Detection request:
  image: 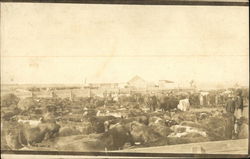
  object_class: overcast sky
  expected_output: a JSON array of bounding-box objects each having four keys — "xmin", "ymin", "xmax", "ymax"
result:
[{"xmin": 1, "ymin": 3, "xmax": 249, "ymax": 86}]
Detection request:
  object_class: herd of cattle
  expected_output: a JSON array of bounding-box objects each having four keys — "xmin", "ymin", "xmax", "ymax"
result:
[{"xmin": 1, "ymin": 88, "xmax": 249, "ymax": 151}]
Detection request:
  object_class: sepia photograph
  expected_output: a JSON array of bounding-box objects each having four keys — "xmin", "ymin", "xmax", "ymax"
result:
[{"xmin": 0, "ymin": 1, "xmax": 249, "ymax": 158}]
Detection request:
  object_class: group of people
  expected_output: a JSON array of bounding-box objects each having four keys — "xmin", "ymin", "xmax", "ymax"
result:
[{"xmin": 225, "ymin": 89, "xmax": 244, "ymax": 139}]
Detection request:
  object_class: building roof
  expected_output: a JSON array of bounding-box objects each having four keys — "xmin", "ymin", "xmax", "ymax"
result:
[
  {"xmin": 159, "ymin": 80, "xmax": 174, "ymax": 83},
  {"xmin": 127, "ymin": 75, "xmax": 145, "ymax": 84}
]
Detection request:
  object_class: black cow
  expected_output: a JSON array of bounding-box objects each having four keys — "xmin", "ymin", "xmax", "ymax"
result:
[
  {"xmin": 88, "ymin": 116, "xmax": 118, "ymax": 133},
  {"xmin": 17, "ymin": 120, "xmax": 60, "ymax": 147},
  {"xmin": 100, "ymin": 123, "xmax": 134, "ymax": 150},
  {"xmin": 158, "ymin": 95, "xmax": 179, "ymax": 113}
]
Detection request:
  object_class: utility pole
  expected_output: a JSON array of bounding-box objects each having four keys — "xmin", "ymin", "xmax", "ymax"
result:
[
  {"xmin": 82, "ymin": 77, "xmax": 87, "ymax": 89},
  {"xmin": 89, "ymin": 85, "xmax": 91, "ymax": 98}
]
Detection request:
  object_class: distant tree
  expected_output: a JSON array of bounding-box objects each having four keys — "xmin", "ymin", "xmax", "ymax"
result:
[
  {"xmin": 189, "ymin": 80, "xmax": 196, "ymax": 89},
  {"xmin": 233, "ymin": 82, "xmax": 240, "ymax": 88},
  {"xmin": 1, "ymin": 93, "xmax": 20, "ymax": 107},
  {"xmin": 28, "ymin": 87, "xmax": 40, "ymax": 92}
]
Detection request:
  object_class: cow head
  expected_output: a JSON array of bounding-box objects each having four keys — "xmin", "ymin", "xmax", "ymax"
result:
[{"xmin": 104, "ymin": 120, "xmax": 110, "ymax": 132}]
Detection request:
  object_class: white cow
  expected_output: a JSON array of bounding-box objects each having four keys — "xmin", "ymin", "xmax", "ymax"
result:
[
  {"xmin": 169, "ymin": 125, "xmax": 207, "ymax": 138},
  {"xmin": 177, "ymin": 99, "xmax": 190, "ymax": 111},
  {"xmin": 18, "ymin": 117, "xmax": 43, "ymax": 128}
]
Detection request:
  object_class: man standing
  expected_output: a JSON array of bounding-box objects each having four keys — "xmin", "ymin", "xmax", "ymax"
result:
[
  {"xmin": 235, "ymin": 89, "xmax": 244, "ymax": 117},
  {"xmin": 233, "ymin": 89, "xmax": 244, "ymax": 138},
  {"xmin": 225, "ymin": 94, "xmax": 235, "ymax": 114},
  {"xmin": 224, "ymin": 94, "xmax": 236, "ymax": 139},
  {"xmin": 150, "ymin": 93, "xmax": 157, "ymax": 112}
]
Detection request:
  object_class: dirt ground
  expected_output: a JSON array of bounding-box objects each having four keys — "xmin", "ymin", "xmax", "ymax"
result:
[{"xmin": 117, "ymin": 139, "xmax": 248, "ymax": 154}]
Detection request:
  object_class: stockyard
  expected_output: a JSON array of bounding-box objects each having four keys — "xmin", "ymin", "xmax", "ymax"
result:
[{"xmin": 1, "ymin": 77, "xmax": 249, "ymax": 154}]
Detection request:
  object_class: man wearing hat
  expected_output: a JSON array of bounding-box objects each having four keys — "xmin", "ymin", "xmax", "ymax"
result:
[
  {"xmin": 234, "ymin": 89, "xmax": 244, "ymax": 119},
  {"xmin": 232, "ymin": 89, "xmax": 244, "ymax": 139},
  {"xmin": 225, "ymin": 94, "xmax": 235, "ymax": 115},
  {"xmin": 224, "ymin": 93, "xmax": 237, "ymax": 139}
]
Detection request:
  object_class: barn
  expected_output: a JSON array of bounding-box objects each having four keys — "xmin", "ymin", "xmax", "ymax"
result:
[{"xmin": 127, "ymin": 75, "xmax": 147, "ymax": 89}]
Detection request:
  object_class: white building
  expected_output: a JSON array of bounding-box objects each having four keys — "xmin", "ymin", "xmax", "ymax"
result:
[
  {"xmin": 158, "ymin": 80, "xmax": 177, "ymax": 89},
  {"xmin": 127, "ymin": 75, "xmax": 147, "ymax": 89}
]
